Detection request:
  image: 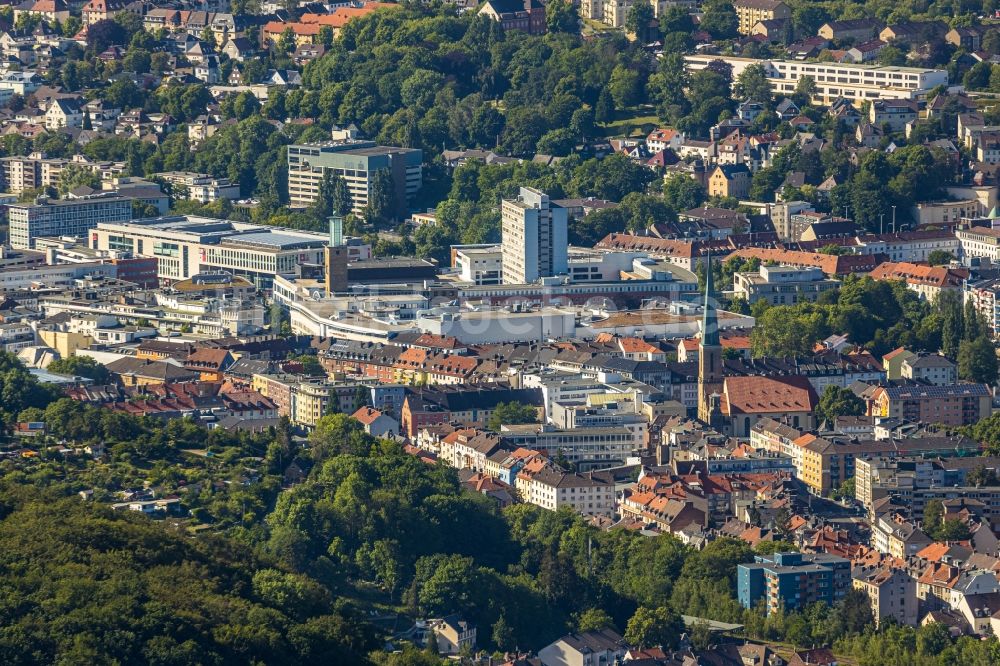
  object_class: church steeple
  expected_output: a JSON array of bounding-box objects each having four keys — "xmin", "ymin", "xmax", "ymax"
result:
[
  {"xmin": 698, "ymin": 250, "xmax": 724, "ymax": 424},
  {"xmin": 702, "ymin": 250, "xmax": 719, "ymax": 347}
]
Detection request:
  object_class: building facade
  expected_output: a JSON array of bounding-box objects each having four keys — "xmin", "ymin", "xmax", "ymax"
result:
[
  {"xmin": 685, "ymin": 55, "xmax": 948, "ymax": 104},
  {"xmin": 91, "ymin": 216, "xmax": 330, "ymax": 287},
  {"xmin": 286, "ymin": 140, "xmax": 422, "ymax": 213},
  {"xmin": 500, "ymin": 187, "xmax": 568, "ymax": 285},
  {"xmin": 738, "ymin": 552, "xmax": 851, "ymax": 614},
  {"xmin": 8, "ymin": 195, "xmax": 133, "ymax": 249}
]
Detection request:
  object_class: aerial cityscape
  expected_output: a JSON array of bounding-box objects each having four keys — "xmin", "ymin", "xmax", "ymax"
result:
[{"xmin": 3, "ymin": 0, "xmax": 1000, "ymax": 663}]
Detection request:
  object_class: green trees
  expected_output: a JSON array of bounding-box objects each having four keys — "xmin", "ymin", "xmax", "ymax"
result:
[
  {"xmin": 699, "ymin": 0, "xmax": 738, "ymax": 38},
  {"xmin": 576, "ymin": 608, "xmax": 615, "ymax": 633},
  {"xmin": 46, "ymin": 356, "xmax": 111, "ymax": 383},
  {"xmin": 958, "ymin": 335, "xmax": 998, "ymax": 384},
  {"xmin": 967, "ymin": 464, "xmax": 999, "ymax": 487},
  {"xmin": 734, "ymin": 64, "xmax": 772, "ymax": 104},
  {"xmin": 683, "ymin": 67, "xmax": 733, "ymax": 135},
  {"xmin": 624, "ymin": 606, "xmax": 684, "ymax": 649},
  {"xmin": 55, "ymin": 163, "xmax": 101, "ymax": 194},
  {"xmin": 662, "ymin": 174, "xmax": 705, "ymax": 211},
  {"xmin": 961, "ymin": 413, "xmax": 1000, "ymax": 454},
  {"xmin": 608, "ymin": 65, "xmax": 644, "ymax": 110},
  {"xmin": 816, "ymin": 386, "xmax": 866, "ymax": 424},
  {"xmin": 922, "ymin": 499, "xmax": 972, "ymax": 541},
  {"xmin": 486, "ymin": 402, "xmax": 538, "ymax": 431},
  {"xmin": 0, "ymin": 494, "xmax": 378, "ymax": 665},
  {"xmin": 546, "ymin": 0, "xmax": 578, "ymax": 33},
  {"xmin": 365, "ymin": 168, "xmax": 397, "ymax": 226},
  {"xmin": 0, "ymin": 352, "xmax": 59, "ymax": 427},
  {"xmin": 749, "ymin": 276, "xmax": 945, "ymax": 358},
  {"xmin": 927, "ymin": 250, "xmax": 955, "ymax": 266},
  {"xmin": 309, "ymin": 170, "xmax": 352, "ymax": 224},
  {"xmin": 86, "ymin": 18, "xmax": 127, "ymax": 53},
  {"xmin": 625, "ymin": 0, "xmax": 654, "ymax": 39}
]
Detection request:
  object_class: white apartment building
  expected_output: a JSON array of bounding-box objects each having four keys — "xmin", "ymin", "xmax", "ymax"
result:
[
  {"xmin": 684, "ymin": 55, "xmax": 948, "ymax": 104},
  {"xmin": 453, "ymin": 244, "xmax": 502, "ymax": 285},
  {"xmin": 156, "ymin": 171, "xmax": 242, "ymax": 203},
  {"xmin": 0, "ymin": 321, "xmax": 34, "ymax": 352},
  {"xmin": 501, "ymin": 187, "xmax": 568, "ymax": 285},
  {"xmin": 910, "ymin": 200, "xmax": 978, "ymax": 226},
  {"xmin": 0, "ymin": 260, "xmax": 118, "ymax": 291},
  {"xmin": 8, "ymin": 196, "xmax": 134, "ymax": 250},
  {"xmin": 0, "ymin": 71, "xmax": 40, "ymax": 96},
  {"xmin": 853, "ymin": 231, "xmax": 960, "ymax": 263},
  {"xmin": 500, "ymin": 423, "xmax": 638, "ymax": 470},
  {"xmin": 732, "ymin": 264, "xmax": 839, "ymax": 306},
  {"xmin": 957, "ymin": 226, "xmax": 1000, "ymax": 262},
  {"xmin": 965, "ymin": 277, "xmax": 1000, "ymax": 338},
  {"xmin": 516, "ymin": 466, "xmax": 615, "ymax": 517},
  {"xmin": 286, "ymin": 141, "xmax": 422, "ymax": 212},
  {"xmin": 91, "ymin": 216, "xmax": 330, "ymax": 288}
]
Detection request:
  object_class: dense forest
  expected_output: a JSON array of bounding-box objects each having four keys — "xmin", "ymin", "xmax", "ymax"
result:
[
  {"xmin": 0, "ymin": 1, "xmax": 983, "ymax": 242},
  {"xmin": 0, "ymin": 351, "xmax": 997, "ymax": 663}
]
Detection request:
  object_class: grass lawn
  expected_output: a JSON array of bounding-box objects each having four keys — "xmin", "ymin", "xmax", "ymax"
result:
[
  {"xmin": 598, "ymin": 111, "xmax": 663, "ymax": 138},
  {"xmin": 581, "ymin": 17, "xmax": 616, "ymax": 35}
]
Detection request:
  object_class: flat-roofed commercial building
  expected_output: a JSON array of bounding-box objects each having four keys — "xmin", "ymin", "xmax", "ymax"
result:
[
  {"xmin": 91, "ymin": 216, "xmax": 331, "ymax": 288},
  {"xmin": 286, "ymin": 140, "xmax": 422, "ymax": 213},
  {"xmin": 684, "ymin": 55, "xmax": 948, "ymax": 104},
  {"xmin": 9, "ymin": 195, "xmax": 133, "ymax": 249}
]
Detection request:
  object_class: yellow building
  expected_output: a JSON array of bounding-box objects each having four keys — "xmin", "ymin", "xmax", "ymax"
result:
[
  {"xmin": 733, "ymin": 0, "xmax": 791, "ymax": 35},
  {"xmin": 707, "ymin": 165, "xmax": 751, "ymax": 200},
  {"xmin": 37, "ymin": 329, "xmax": 91, "ymax": 360}
]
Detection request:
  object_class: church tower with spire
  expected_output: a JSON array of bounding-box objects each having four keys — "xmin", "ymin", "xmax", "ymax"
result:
[{"xmin": 697, "ymin": 251, "xmax": 724, "ymax": 423}]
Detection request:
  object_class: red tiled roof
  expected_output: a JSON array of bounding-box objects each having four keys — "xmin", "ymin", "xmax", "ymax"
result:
[
  {"xmin": 352, "ymin": 406, "xmax": 384, "ymax": 426},
  {"xmin": 723, "ymin": 376, "xmax": 819, "ymax": 415}
]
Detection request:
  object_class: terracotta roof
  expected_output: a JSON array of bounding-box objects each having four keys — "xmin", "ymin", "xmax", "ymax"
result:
[
  {"xmin": 882, "ymin": 346, "xmax": 911, "ymax": 361},
  {"xmin": 727, "ymin": 247, "xmax": 882, "ymax": 276},
  {"xmin": 870, "ymin": 261, "xmax": 967, "ymax": 289},
  {"xmin": 352, "ymin": 406, "xmax": 385, "ymax": 426},
  {"xmin": 619, "ymin": 337, "xmax": 658, "ymax": 353},
  {"xmin": 722, "ymin": 375, "xmax": 819, "ymax": 415},
  {"xmin": 185, "ymin": 348, "xmax": 232, "ymax": 370}
]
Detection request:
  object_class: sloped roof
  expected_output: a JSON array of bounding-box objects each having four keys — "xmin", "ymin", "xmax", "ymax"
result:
[{"xmin": 723, "ymin": 375, "xmax": 818, "ymax": 415}]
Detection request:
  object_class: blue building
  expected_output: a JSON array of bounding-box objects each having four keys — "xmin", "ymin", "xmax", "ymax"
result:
[{"xmin": 737, "ymin": 552, "xmax": 851, "ymax": 614}]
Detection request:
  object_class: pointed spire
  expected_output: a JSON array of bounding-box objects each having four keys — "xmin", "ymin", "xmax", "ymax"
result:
[{"xmin": 702, "ymin": 249, "xmax": 719, "ymax": 347}]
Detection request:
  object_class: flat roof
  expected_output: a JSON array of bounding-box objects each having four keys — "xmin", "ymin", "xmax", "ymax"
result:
[
  {"xmin": 99, "ymin": 215, "xmax": 328, "ymax": 248},
  {"xmin": 10, "ymin": 196, "xmax": 131, "ymax": 208}
]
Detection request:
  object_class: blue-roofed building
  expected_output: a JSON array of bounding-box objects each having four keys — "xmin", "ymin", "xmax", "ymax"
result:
[{"xmin": 738, "ymin": 551, "xmax": 851, "ymax": 614}]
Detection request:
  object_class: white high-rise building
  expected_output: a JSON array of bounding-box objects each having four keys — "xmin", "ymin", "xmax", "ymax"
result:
[{"xmin": 501, "ymin": 187, "xmax": 568, "ymax": 285}]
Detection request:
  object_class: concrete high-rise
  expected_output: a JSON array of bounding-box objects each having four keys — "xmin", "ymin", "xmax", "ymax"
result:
[
  {"xmin": 286, "ymin": 141, "xmax": 423, "ymax": 214},
  {"xmin": 501, "ymin": 187, "xmax": 567, "ymax": 285}
]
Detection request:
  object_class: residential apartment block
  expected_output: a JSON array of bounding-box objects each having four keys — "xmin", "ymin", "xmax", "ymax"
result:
[
  {"xmin": 738, "ymin": 552, "xmax": 851, "ymax": 614},
  {"xmin": 286, "ymin": 140, "xmax": 422, "ymax": 213},
  {"xmin": 156, "ymin": 171, "xmax": 241, "ymax": 203},
  {"xmin": 853, "ymin": 566, "xmax": 918, "ymax": 627},
  {"xmin": 501, "ymin": 187, "xmax": 568, "ymax": 285},
  {"xmin": 732, "ymin": 264, "xmax": 839, "ymax": 306},
  {"xmin": 515, "ymin": 463, "xmax": 615, "ymax": 517},
  {"xmin": 732, "ymin": 0, "xmax": 790, "ymax": 35},
  {"xmin": 9, "ymin": 195, "xmax": 133, "ymax": 249},
  {"xmin": 500, "ymin": 423, "xmax": 639, "ymax": 470},
  {"xmin": 868, "ymin": 383, "xmax": 992, "ymax": 426}
]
